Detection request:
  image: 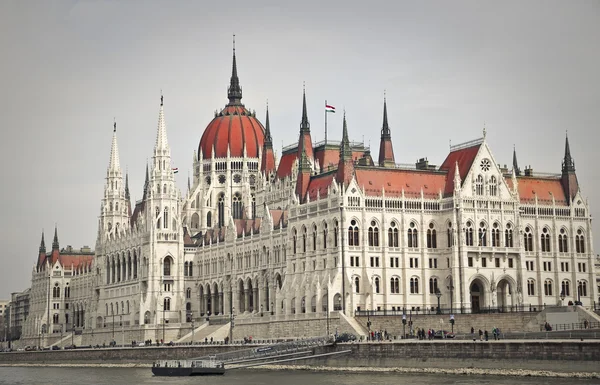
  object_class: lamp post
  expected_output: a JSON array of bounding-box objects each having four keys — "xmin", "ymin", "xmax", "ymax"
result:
[
  {"xmin": 229, "ymin": 306, "xmax": 235, "ymax": 344},
  {"xmin": 435, "ymin": 289, "xmax": 442, "ymax": 315},
  {"xmin": 447, "ymin": 276, "xmax": 454, "ymax": 315},
  {"xmin": 162, "ymin": 305, "xmax": 166, "ymax": 344},
  {"xmin": 260, "ymin": 304, "xmax": 263, "ymax": 317},
  {"xmin": 120, "ymin": 315, "xmax": 124, "ymax": 348},
  {"xmin": 450, "ymin": 314, "xmax": 455, "ymax": 333},
  {"xmin": 72, "ymin": 321, "xmax": 75, "ymax": 347},
  {"xmin": 577, "ymin": 281, "xmax": 582, "ymax": 305},
  {"xmin": 190, "ymin": 312, "xmax": 195, "ymax": 345},
  {"xmin": 111, "ymin": 309, "xmax": 115, "ymax": 342},
  {"xmin": 270, "ymin": 302, "xmax": 274, "ymax": 316},
  {"xmin": 402, "ymin": 313, "xmax": 406, "ymax": 339},
  {"xmin": 326, "ymin": 296, "xmax": 330, "ymax": 337},
  {"xmin": 560, "ymin": 290, "xmax": 565, "ymax": 306}
]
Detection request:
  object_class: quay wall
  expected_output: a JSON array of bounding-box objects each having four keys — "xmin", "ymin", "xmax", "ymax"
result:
[{"xmin": 2, "ymin": 340, "xmax": 600, "ymax": 372}]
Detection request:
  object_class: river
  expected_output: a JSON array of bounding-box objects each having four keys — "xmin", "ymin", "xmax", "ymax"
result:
[{"xmin": 0, "ymin": 367, "xmax": 599, "ymax": 385}]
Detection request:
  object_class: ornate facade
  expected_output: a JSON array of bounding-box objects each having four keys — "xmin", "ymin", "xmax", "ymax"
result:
[{"xmin": 23, "ymin": 46, "xmax": 597, "ymax": 339}]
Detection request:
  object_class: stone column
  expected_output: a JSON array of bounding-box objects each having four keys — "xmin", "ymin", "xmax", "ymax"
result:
[
  {"xmin": 259, "ymin": 285, "xmax": 266, "ymax": 314},
  {"xmin": 224, "ymin": 287, "xmax": 231, "ymax": 315},
  {"xmin": 211, "ymin": 292, "xmax": 217, "ymax": 315},
  {"xmin": 244, "ymin": 289, "xmax": 250, "ymax": 313},
  {"xmin": 219, "ymin": 292, "xmax": 224, "ymax": 315},
  {"xmin": 232, "ymin": 286, "xmax": 239, "ymax": 314},
  {"xmin": 253, "ymin": 287, "xmax": 259, "ymax": 313},
  {"xmin": 203, "ymin": 294, "xmax": 209, "ymax": 316}
]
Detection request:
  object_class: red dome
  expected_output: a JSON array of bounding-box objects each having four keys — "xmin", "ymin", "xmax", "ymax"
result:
[{"xmin": 199, "ymin": 105, "xmax": 265, "ymax": 160}]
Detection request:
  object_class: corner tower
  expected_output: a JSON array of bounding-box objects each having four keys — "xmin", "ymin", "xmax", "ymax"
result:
[{"xmin": 378, "ymin": 95, "xmax": 395, "ymax": 167}]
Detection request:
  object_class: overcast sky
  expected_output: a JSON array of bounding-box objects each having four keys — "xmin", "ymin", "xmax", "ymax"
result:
[{"xmin": 1, "ymin": 0, "xmax": 599, "ymax": 299}]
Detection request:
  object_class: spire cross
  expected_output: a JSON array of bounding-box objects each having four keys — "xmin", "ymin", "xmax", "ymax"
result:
[
  {"xmin": 233, "ymin": 34, "xmax": 236, "ymax": 53},
  {"xmin": 113, "ymin": 118, "xmax": 116, "ymax": 132},
  {"xmin": 161, "ymin": 90, "xmax": 163, "ymax": 106}
]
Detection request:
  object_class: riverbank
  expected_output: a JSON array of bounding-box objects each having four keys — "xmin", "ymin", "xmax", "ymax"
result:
[{"xmin": 1, "ymin": 362, "xmax": 599, "ymax": 379}]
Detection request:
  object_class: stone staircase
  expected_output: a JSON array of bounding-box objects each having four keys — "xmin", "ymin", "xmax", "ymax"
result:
[
  {"xmin": 175, "ymin": 322, "xmax": 209, "ymax": 343},
  {"xmin": 339, "ymin": 311, "xmax": 367, "ymax": 337}
]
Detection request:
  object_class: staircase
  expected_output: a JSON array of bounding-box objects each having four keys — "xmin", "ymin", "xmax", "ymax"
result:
[
  {"xmin": 176, "ymin": 322, "xmax": 209, "ymax": 343},
  {"xmin": 339, "ymin": 312, "xmax": 367, "ymax": 337}
]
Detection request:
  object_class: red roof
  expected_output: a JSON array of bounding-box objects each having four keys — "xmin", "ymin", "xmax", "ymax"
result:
[
  {"xmin": 355, "ymin": 168, "xmax": 447, "ymax": 198},
  {"xmin": 506, "ymin": 176, "xmax": 568, "ymax": 206},
  {"xmin": 314, "ymin": 147, "xmax": 339, "ymax": 172},
  {"xmin": 234, "ymin": 218, "xmax": 262, "ymax": 237},
  {"xmin": 439, "ymin": 144, "xmax": 481, "ymax": 196},
  {"xmin": 58, "ymin": 254, "xmax": 94, "ymax": 270},
  {"xmin": 269, "ymin": 209, "xmax": 288, "ymax": 229},
  {"xmin": 276, "ymin": 152, "xmax": 297, "ymax": 179},
  {"xmin": 199, "ymin": 105, "xmax": 265, "ymax": 159},
  {"xmin": 306, "ymin": 172, "xmax": 335, "ymax": 201}
]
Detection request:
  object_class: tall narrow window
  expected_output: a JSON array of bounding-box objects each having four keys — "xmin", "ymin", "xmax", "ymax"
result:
[
  {"xmin": 374, "ymin": 277, "xmax": 380, "ymax": 294},
  {"xmin": 505, "ymin": 223, "xmax": 513, "ymax": 247},
  {"xmin": 489, "ymin": 176, "xmax": 497, "ymax": 196},
  {"xmin": 427, "ymin": 223, "xmax": 437, "ymax": 249},
  {"xmin": 349, "ymin": 220, "xmax": 359, "ymax": 246},
  {"xmin": 541, "ymin": 228, "xmax": 551, "ymax": 252},
  {"xmin": 232, "ymin": 193, "xmax": 243, "ymax": 219},
  {"xmin": 478, "ymin": 222, "xmax": 487, "ymax": 246},
  {"xmin": 524, "ymin": 227, "xmax": 533, "ymax": 251},
  {"xmin": 323, "ymin": 223, "xmax": 328, "ymax": 249},
  {"xmin": 293, "ymin": 229, "xmax": 297, "ymax": 255},
  {"xmin": 312, "ymin": 225, "xmax": 317, "ymax": 251},
  {"xmin": 475, "ymin": 175, "xmax": 484, "ymax": 195},
  {"xmin": 544, "ymin": 279, "xmax": 553, "ymax": 296},
  {"xmin": 391, "ymin": 277, "xmax": 400, "ymax": 294},
  {"xmin": 354, "ymin": 277, "xmax": 360, "ymax": 293},
  {"xmin": 410, "ymin": 277, "xmax": 419, "ymax": 294},
  {"xmin": 163, "ymin": 257, "xmax": 172, "ymax": 276},
  {"xmin": 447, "ymin": 222, "xmax": 453, "ymax": 247},
  {"xmin": 408, "ymin": 222, "xmax": 418, "ymax": 248},
  {"xmin": 527, "ymin": 279, "xmax": 535, "ymax": 296},
  {"xmin": 558, "ymin": 228, "xmax": 568, "ymax": 253},
  {"xmin": 218, "ymin": 194, "xmax": 225, "ymax": 227},
  {"xmin": 368, "ymin": 221, "xmax": 379, "ymax": 247},
  {"xmin": 164, "ymin": 297, "xmax": 171, "ymax": 311},
  {"xmin": 164, "ymin": 207, "xmax": 169, "ymax": 229},
  {"xmin": 429, "ymin": 277, "xmax": 438, "ymax": 294},
  {"xmin": 561, "ymin": 280, "xmax": 570, "ymax": 296},
  {"xmin": 388, "ymin": 222, "xmax": 399, "ymax": 247},
  {"xmin": 576, "ymin": 229, "xmax": 585, "ymax": 254},
  {"xmin": 491, "ymin": 223, "xmax": 500, "ymax": 247},
  {"xmin": 465, "ymin": 222, "xmax": 474, "ymax": 246}
]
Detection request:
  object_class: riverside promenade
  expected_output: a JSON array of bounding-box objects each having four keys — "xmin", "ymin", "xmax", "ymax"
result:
[{"xmin": 2, "ymin": 339, "xmax": 600, "ymax": 374}]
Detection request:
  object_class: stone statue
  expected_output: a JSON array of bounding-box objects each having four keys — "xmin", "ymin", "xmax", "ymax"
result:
[{"xmin": 517, "ymin": 290, "xmax": 523, "ymax": 305}]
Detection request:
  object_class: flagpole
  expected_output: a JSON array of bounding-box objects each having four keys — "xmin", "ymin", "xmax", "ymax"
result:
[{"xmin": 325, "ymin": 100, "xmax": 328, "ymax": 144}]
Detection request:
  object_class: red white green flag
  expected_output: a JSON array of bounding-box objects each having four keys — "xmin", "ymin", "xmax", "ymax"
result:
[{"xmin": 325, "ymin": 104, "xmax": 336, "ymax": 113}]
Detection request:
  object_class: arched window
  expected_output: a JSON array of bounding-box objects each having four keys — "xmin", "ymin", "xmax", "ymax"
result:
[
  {"xmin": 374, "ymin": 276, "xmax": 380, "ymax": 294},
  {"xmin": 465, "ymin": 221, "xmax": 474, "ymax": 246},
  {"xmin": 489, "ymin": 176, "xmax": 497, "ymax": 196},
  {"xmin": 407, "ymin": 222, "xmax": 418, "ymax": 248},
  {"xmin": 64, "ymin": 286, "xmax": 70, "ymax": 298},
  {"xmin": 218, "ymin": 193, "xmax": 225, "ymax": 227},
  {"xmin": 354, "ymin": 277, "xmax": 360, "ymax": 293},
  {"xmin": 115, "ymin": 202, "xmax": 119, "ymax": 212},
  {"xmin": 478, "ymin": 222, "xmax": 487, "ymax": 246},
  {"xmin": 186, "ymin": 288, "xmax": 192, "ymax": 299},
  {"xmin": 184, "ymin": 262, "xmax": 189, "ymax": 277},
  {"xmin": 541, "ymin": 228, "xmax": 551, "ymax": 252},
  {"xmin": 505, "ymin": 223, "xmax": 513, "ymax": 247},
  {"xmin": 475, "ymin": 175, "xmax": 484, "ymax": 195},
  {"xmin": 348, "ymin": 220, "xmax": 359, "ymax": 246},
  {"xmin": 576, "ymin": 229, "xmax": 585, "ymax": 254},
  {"xmin": 164, "ymin": 297, "xmax": 171, "ymax": 311},
  {"xmin": 388, "ymin": 221, "xmax": 399, "ymax": 247},
  {"xmin": 368, "ymin": 221, "xmax": 379, "ymax": 247},
  {"xmin": 232, "ymin": 193, "xmax": 243, "ymax": 219},
  {"xmin": 578, "ymin": 280, "xmax": 588, "ymax": 297},
  {"xmin": 544, "ymin": 279, "xmax": 553, "ymax": 296},
  {"xmin": 524, "ymin": 227, "xmax": 533, "ymax": 251},
  {"xmin": 527, "ymin": 279, "xmax": 535, "ymax": 296},
  {"xmin": 429, "ymin": 277, "xmax": 439, "ymax": 294},
  {"xmin": 312, "ymin": 225, "xmax": 317, "ymax": 251},
  {"xmin": 163, "ymin": 184, "xmax": 167, "ymax": 194},
  {"xmin": 447, "ymin": 222, "xmax": 453, "ymax": 247},
  {"xmin": 491, "ymin": 223, "xmax": 500, "ymax": 247},
  {"xmin": 390, "ymin": 277, "xmax": 400, "ymax": 294},
  {"xmin": 53, "ymin": 314, "xmax": 59, "ymax": 324},
  {"xmin": 558, "ymin": 228, "xmax": 568, "ymax": 253},
  {"xmin": 410, "ymin": 277, "xmax": 419, "ymax": 294},
  {"xmin": 206, "ymin": 212, "xmax": 212, "ymax": 228},
  {"xmin": 163, "ymin": 256, "xmax": 172, "ymax": 276},
  {"xmin": 53, "ymin": 284, "xmax": 60, "ymax": 298},
  {"xmin": 561, "ymin": 280, "xmax": 571, "ymax": 296},
  {"xmin": 302, "ymin": 227, "xmax": 307, "ymax": 253},
  {"xmin": 163, "ymin": 207, "xmax": 169, "ymax": 229},
  {"xmin": 127, "ymin": 300, "xmax": 130, "ymax": 314},
  {"xmin": 334, "ymin": 220, "xmax": 339, "ymax": 248},
  {"xmin": 292, "ymin": 228, "xmax": 297, "ymax": 255},
  {"xmin": 251, "ymin": 193, "xmax": 256, "ymax": 219},
  {"xmin": 191, "ymin": 213, "xmax": 200, "ymax": 229},
  {"xmin": 189, "ymin": 261, "xmax": 193, "ymax": 276},
  {"xmin": 323, "ymin": 223, "xmax": 328, "ymax": 249},
  {"xmin": 427, "ymin": 223, "xmax": 437, "ymax": 249}
]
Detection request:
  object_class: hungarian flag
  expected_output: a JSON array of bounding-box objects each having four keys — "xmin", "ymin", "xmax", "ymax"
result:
[
  {"xmin": 325, "ymin": 104, "xmax": 336, "ymax": 113},
  {"xmin": 172, "ymin": 168, "xmax": 179, "ymax": 174}
]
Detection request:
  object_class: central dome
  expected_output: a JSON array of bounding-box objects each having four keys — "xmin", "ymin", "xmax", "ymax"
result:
[
  {"xmin": 198, "ymin": 105, "xmax": 265, "ymax": 159},
  {"xmin": 198, "ymin": 45, "xmax": 265, "ymax": 160}
]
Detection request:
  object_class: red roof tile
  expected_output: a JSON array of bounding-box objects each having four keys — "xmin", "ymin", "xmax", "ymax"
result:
[
  {"xmin": 506, "ymin": 176, "xmax": 568, "ymax": 206},
  {"xmin": 354, "ymin": 168, "xmax": 447, "ymax": 198},
  {"xmin": 58, "ymin": 254, "xmax": 94, "ymax": 269},
  {"xmin": 306, "ymin": 172, "xmax": 335, "ymax": 201},
  {"xmin": 276, "ymin": 152, "xmax": 297, "ymax": 179},
  {"xmin": 439, "ymin": 144, "xmax": 481, "ymax": 196}
]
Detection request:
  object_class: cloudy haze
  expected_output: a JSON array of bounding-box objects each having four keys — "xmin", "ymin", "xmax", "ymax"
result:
[{"xmin": 1, "ymin": 0, "xmax": 599, "ymax": 299}]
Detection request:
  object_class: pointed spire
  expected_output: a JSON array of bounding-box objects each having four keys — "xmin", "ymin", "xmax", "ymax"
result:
[
  {"xmin": 52, "ymin": 225, "xmax": 59, "ymax": 250},
  {"xmin": 562, "ymin": 132, "xmax": 575, "ymax": 173},
  {"xmin": 454, "ymin": 161, "xmax": 462, "ymax": 187},
  {"xmin": 108, "ymin": 119, "xmax": 121, "ymax": 172},
  {"xmin": 143, "ymin": 161, "xmax": 150, "ymax": 200},
  {"xmin": 227, "ymin": 34, "xmax": 243, "ymax": 105},
  {"xmin": 381, "ymin": 91, "xmax": 391, "ymax": 138},
  {"xmin": 125, "ymin": 171, "xmax": 130, "ymax": 200},
  {"xmin": 300, "ymin": 82, "xmax": 310, "ymax": 132},
  {"xmin": 512, "ymin": 145, "xmax": 521, "ymax": 176},
  {"xmin": 155, "ymin": 94, "xmax": 169, "ymax": 150},
  {"xmin": 39, "ymin": 231, "xmax": 46, "ymax": 253},
  {"xmin": 264, "ymin": 100, "xmax": 272, "ymax": 147},
  {"xmin": 340, "ymin": 111, "xmax": 352, "ymax": 160},
  {"xmin": 187, "ymin": 173, "xmax": 191, "ymax": 193}
]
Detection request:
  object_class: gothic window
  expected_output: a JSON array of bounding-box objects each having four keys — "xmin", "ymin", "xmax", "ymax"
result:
[
  {"xmin": 374, "ymin": 276, "xmax": 380, "ymax": 294},
  {"xmin": 505, "ymin": 223, "xmax": 513, "ymax": 247},
  {"xmin": 163, "ymin": 256, "xmax": 172, "ymax": 276},
  {"xmin": 426, "ymin": 223, "xmax": 437, "ymax": 249},
  {"xmin": 475, "ymin": 175, "xmax": 484, "ymax": 195},
  {"xmin": 292, "ymin": 228, "xmax": 297, "ymax": 255},
  {"xmin": 348, "ymin": 220, "xmax": 359, "ymax": 246},
  {"xmin": 527, "ymin": 279, "xmax": 535, "ymax": 296},
  {"xmin": 64, "ymin": 286, "xmax": 70, "ymax": 298},
  {"xmin": 164, "ymin": 207, "xmax": 169, "ymax": 229},
  {"xmin": 447, "ymin": 222, "xmax": 453, "ymax": 247},
  {"xmin": 116, "ymin": 258, "xmax": 121, "ymax": 282},
  {"xmin": 334, "ymin": 220, "xmax": 339, "ymax": 248},
  {"xmin": 491, "ymin": 223, "xmax": 500, "ymax": 247},
  {"xmin": 407, "ymin": 222, "xmax": 418, "ymax": 248},
  {"xmin": 164, "ymin": 297, "xmax": 171, "ymax": 311},
  {"xmin": 559, "ymin": 228, "xmax": 568, "ymax": 253},
  {"xmin": 189, "ymin": 262, "xmax": 193, "ymax": 276},
  {"xmin": 312, "ymin": 225, "xmax": 317, "ymax": 251},
  {"xmin": 233, "ymin": 174, "xmax": 241, "ymax": 183},
  {"xmin": 489, "ymin": 176, "xmax": 497, "ymax": 196},
  {"xmin": 206, "ymin": 212, "xmax": 212, "ymax": 228},
  {"xmin": 184, "ymin": 262, "xmax": 189, "ymax": 277},
  {"xmin": 388, "ymin": 221, "xmax": 399, "ymax": 247},
  {"xmin": 578, "ymin": 280, "xmax": 588, "ymax": 297},
  {"xmin": 302, "ymin": 226, "xmax": 307, "ymax": 253},
  {"xmin": 354, "ymin": 277, "xmax": 360, "ymax": 294},
  {"xmin": 480, "ymin": 158, "xmax": 491, "ymax": 172},
  {"xmin": 115, "ymin": 202, "xmax": 119, "ymax": 211},
  {"xmin": 541, "ymin": 228, "xmax": 551, "ymax": 252},
  {"xmin": 109, "ymin": 202, "xmax": 113, "ymax": 212},
  {"xmin": 217, "ymin": 193, "xmax": 225, "ymax": 227},
  {"xmin": 133, "ymin": 252, "xmax": 138, "ymax": 279},
  {"xmin": 390, "ymin": 277, "xmax": 400, "ymax": 294},
  {"xmin": 544, "ymin": 279, "xmax": 553, "ymax": 296},
  {"xmin": 323, "ymin": 223, "xmax": 328, "ymax": 249},
  {"xmin": 576, "ymin": 229, "xmax": 585, "ymax": 254},
  {"xmin": 251, "ymin": 194, "xmax": 256, "ymax": 219},
  {"xmin": 186, "ymin": 288, "xmax": 191, "ymax": 299},
  {"xmin": 478, "ymin": 222, "xmax": 487, "ymax": 246},
  {"xmin": 410, "ymin": 277, "xmax": 419, "ymax": 294},
  {"xmin": 232, "ymin": 193, "xmax": 243, "ymax": 219},
  {"xmin": 53, "ymin": 314, "xmax": 59, "ymax": 324},
  {"xmin": 163, "ymin": 184, "xmax": 167, "ymax": 194},
  {"xmin": 53, "ymin": 283, "xmax": 60, "ymax": 298},
  {"xmin": 218, "ymin": 175, "xmax": 226, "ymax": 184},
  {"xmin": 429, "ymin": 277, "xmax": 438, "ymax": 294},
  {"xmin": 561, "ymin": 280, "xmax": 571, "ymax": 296},
  {"xmin": 368, "ymin": 221, "xmax": 379, "ymax": 247},
  {"xmin": 524, "ymin": 227, "xmax": 533, "ymax": 251},
  {"xmin": 465, "ymin": 221, "xmax": 474, "ymax": 246}
]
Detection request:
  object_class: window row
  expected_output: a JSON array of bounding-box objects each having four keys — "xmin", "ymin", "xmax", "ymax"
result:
[
  {"xmin": 526, "ymin": 279, "xmax": 588, "ymax": 297},
  {"xmin": 352, "ymin": 276, "xmax": 441, "ymax": 295},
  {"xmin": 524, "ymin": 227, "xmax": 586, "ymax": 254}
]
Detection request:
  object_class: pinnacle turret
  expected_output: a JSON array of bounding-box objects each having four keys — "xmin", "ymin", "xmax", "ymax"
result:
[
  {"xmin": 512, "ymin": 145, "xmax": 521, "ymax": 176},
  {"xmin": 52, "ymin": 225, "xmax": 59, "ymax": 250},
  {"xmin": 143, "ymin": 161, "xmax": 149, "ymax": 200},
  {"xmin": 39, "ymin": 231, "xmax": 46, "ymax": 253},
  {"xmin": 125, "ymin": 171, "xmax": 130, "ymax": 200},
  {"xmin": 264, "ymin": 102, "xmax": 273, "ymax": 147},
  {"xmin": 155, "ymin": 94, "xmax": 169, "ymax": 151},
  {"xmin": 300, "ymin": 84, "xmax": 310, "ymax": 132},
  {"xmin": 562, "ymin": 132, "xmax": 575, "ymax": 173},
  {"xmin": 381, "ymin": 96, "xmax": 391, "ymax": 139},
  {"xmin": 227, "ymin": 35, "xmax": 243, "ymax": 105},
  {"xmin": 378, "ymin": 95, "xmax": 395, "ymax": 167},
  {"xmin": 108, "ymin": 120, "xmax": 121, "ymax": 173},
  {"xmin": 340, "ymin": 112, "xmax": 352, "ymax": 161}
]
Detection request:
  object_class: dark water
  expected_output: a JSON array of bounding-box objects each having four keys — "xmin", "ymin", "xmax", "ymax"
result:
[{"xmin": 0, "ymin": 367, "xmax": 599, "ymax": 385}]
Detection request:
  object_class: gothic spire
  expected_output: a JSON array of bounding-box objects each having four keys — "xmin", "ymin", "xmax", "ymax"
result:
[
  {"xmin": 108, "ymin": 120, "xmax": 121, "ymax": 172},
  {"xmin": 155, "ymin": 93, "xmax": 169, "ymax": 151},
  {"xmin": 125, "ymin": 171, "xmax": 130, "ymax": 200},
  {"xmin": 378, "ymin": 93, "xmax": 395, "ymax": 167},
  {"xmin": 340, "ymin": 111, "xmax": 352, "ymax": 160},
  {"xmin": 142, "ymin": 161, "xmax": 149, "ymax": 200},
  {"xmin": 562, "ymin": 132, "xmax": 575, "ymax": 173},
  {"xmin": 381, "ymin": 94, "xmax": 391, "ymax": 138},
  {"xmin": 512, "ymin": 145, "xmax": 521, "ymax": 176},
  {"xmin": 264, "ymin": 101, "xmax": 272, "ymax": 147},
  {"xmin": 52, "ymin": 225, "xmax": 59, "ymax": 250},
  {"xmin": 227, "ymin": 35, "xmax": 243, "ymax": 105},
  {"xmin": 300, "ymin": 83, "xmax": 310, "ymax": 132},
  {"xmin": 39, "ymin": 231, "xmax": 46, "ymax": 253}
]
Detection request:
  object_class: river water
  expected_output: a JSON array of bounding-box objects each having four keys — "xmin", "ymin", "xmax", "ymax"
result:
[{"xmin": 0, "ymin": 367, "xmax": 599, "ymax": 385}]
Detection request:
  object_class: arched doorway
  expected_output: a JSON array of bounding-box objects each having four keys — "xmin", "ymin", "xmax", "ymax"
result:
[
  {"xmin": 470, "ymin": 281, "xmax": 483, "ymax": 312},
  {"xmin": 496, "ymin": 279, "xmax": 513, "ymax": 312}
]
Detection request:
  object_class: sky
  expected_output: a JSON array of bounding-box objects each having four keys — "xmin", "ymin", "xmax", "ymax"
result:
[{"xmin": 0, "ymin": 0, "xmax": 599, "ymax": 299}]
